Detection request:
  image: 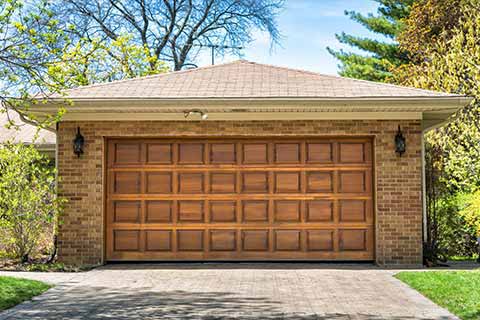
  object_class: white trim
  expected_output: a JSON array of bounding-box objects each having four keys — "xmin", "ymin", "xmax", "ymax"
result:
[{"xmin": 58, "ymin": 111, "xmax": 424, "ymax": 121}]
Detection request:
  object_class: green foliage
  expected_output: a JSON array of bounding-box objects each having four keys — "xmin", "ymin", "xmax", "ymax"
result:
[
  {"xmin": 0, "ymin": 276, "xmax": 51, "ymax": 310},
  {"xmin": 458, "ymin": 192, "xmax": 480, "ymax": 237},
  {"xmin": 327, "ymin": 0, "xmax": 414, "ymax": 82},
  {"xmin": 396, "ymin": 271, "xmax": 480, "ymax": 320},
  {"xmin": 0, "ymin": 143, "xmax": 64, "ymax": 262},
  {"xmin": 395, "ymin": 2, "xmax": 480, "ymax": 192},
  {"xmin": 434, "ymin": 194, "xmax": 478, "ymax": 258}
]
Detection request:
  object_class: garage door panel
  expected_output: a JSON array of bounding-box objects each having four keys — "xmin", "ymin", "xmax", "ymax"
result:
[
  {"xmin": 243, "ymin": 143, "xmax": 268, "ymax": 164},
  {"xmin": 210, "ymin": 230, "xmax": 237, "ymax": 251},
  {"xmin": 146, "ymin": 172, "xmax": 172, "ymax": 193},
  {"xmin": 242, "ymin": 230, "xmax": 269, "ymax": 251},
  {"xmin": 275, "ymin": 230, "xmax": 301, "ymax": 251},
  {"xmin": 113, "ymin": 172, "xmax": 141, "ymax": 194},
  {"xmin": 178, "ymin": 201, "xmax": 204, "ymax": 222},
  {"xmin": 210, "ymin": 172, "xmax": 236, "ymax": 193},
  {"xmin": 146, "ymin": 143, "xmax": 172, "ymax": 164},
  {"xmin": 275, "ymin": 172, "xmax": 301, "ymax": 193},
  {"xmin": 106, "ymin": 138, "xmax": 374, "ymax": 261},
  {"xmin": 210, "ymin": 201, "xmax": 237, "ymax": 222},
  {"xmin": 242, "ymin": 200, "xmax": 269, "ymax": 222},
  {"xmin": 145, "ymin": 201, "xmax": 172, "ymax": 223},
  {"xmin": 306, "ymin": 172, "xmax": 333, "ymax": 193},
  {"xmin": 112, "ymin": 201, "xmax": 141, "ymax": 223},
  {"xmin": 114, "ymin": 143, "xmax": 142, "ymax": 164},
  {"xmin": 177, "ymin": 230, "xmax": 204, "ymax": 251},
  {"xmin": 242, "ymin": 172, "xmax": 269, "ymax": 193},
  {"xmin": 274, "ymin": 200, "xmax": 301, "ymax": 222},
  {"xmin": 274, "ymin": 143, "xmax": 301, "ymax": 163},
  {"xmin": 178, "ymin": 143, "xmax": 204, "ymax": 164},
  {"xmin": 210, "ymin": 143, "xmax": 236, "ymax": 163},
  {"xmin": 306, "ymin": 230, "xmax": 334, "ymax": 251},
  {"xmin": 178, "ymin": 173, "xmax": 204, "ymax": 193},
  {"xmin": 145, "ymin": 230, "xmax": 172, "ymax": 251},
  {"xmin": 114, "ymin": 230, "xmax": 140, "ymax": 251},
  {"xmin": 307, "ymin": 143, "xmax": 333, "ymax": 163},
  {"xmin": 306, "ymin": 200, "xmax": 334, "ymax": 222}
]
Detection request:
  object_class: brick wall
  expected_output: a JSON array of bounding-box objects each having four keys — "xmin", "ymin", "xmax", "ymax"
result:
[{"xmin": 57, "ymin": 120, "xmax": 423, "ymax": 266}]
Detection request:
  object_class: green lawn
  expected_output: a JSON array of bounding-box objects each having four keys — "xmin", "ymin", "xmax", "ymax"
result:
[
  {"xmin": 0, "ymin": 276, "xmax": 51, "ymax": 310},
  {"xmin": 396, "ymin": 271, "xmax": 480, "ymax": 320}
]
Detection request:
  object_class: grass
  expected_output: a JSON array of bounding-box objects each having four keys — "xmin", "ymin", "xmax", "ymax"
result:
[
  {"xmin": 396, "ymin": 271, "xmax": 480, "ymax": 320},
  {"xmin": 0, "ymin": 276, "xmax": 52, "ymax": 311}
]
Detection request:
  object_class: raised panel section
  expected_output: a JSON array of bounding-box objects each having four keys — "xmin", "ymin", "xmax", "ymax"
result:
[
  {"xmin": 210, "ymin": 172, "xmax": 236, "ymax": 193},
  {"xmin": 113, "ymin": 172, "xmax": 141, "ymax": 194},
  {"xmin": 242, "ymin": 230, "xmax": 269, "ymax": 251},
  {"xmin": 146, "ymin": 172, "xmax": 172, "ymax": 193},
  {"xmin": 178, "ymin": 201, "xmax": 204, "ymax": 222},
  {"xmin": 339, "ymin": 143, "xmax": 365, "ymax": 163},
  {"xmin": 210, "ymin": 230, "xmax": 236, "ymax": 251},
  {"xmin": 242, "ymin": 201, "xmax": 269, "ymax": 222},
  {"xmin": 339, "ymin": 229, "xmax": 367, "ymax": 251},
  {"xmin": 114, "ymin": 143, "xmax": 141, "ymax": 164},
  {"xmin": 275, "ymin": 143, "xmax": 300, "ymax": 163},
  {"xmin": 306, "ymin": 200, "xmax": 333, "ymax": 222},
  {"xmin": 274, "ymin": 201, "xmax": 301, "ymax": 222},
  {"xmin": 177, "ymin": 230, "xmax": 204, "ymax": 251},
  {"xmin": 210, "ymin": 201, "xmax": 236, "ymax": 222},
  {"xmin": 178, "ymin": 173, "xmax": 204, "ymax": 193},
  {"xmin": 147, "ymin": 143, "xmax": 172, "ymax": 164},
  {"xmin": 307, "ymin": 143, "xmax": 332, "ymax": 163},
  {"xmin": 242, "ymin": 172, "xmax": 268, "ymax": 193},
  {"xmin": 275, "ymin": 172, "xmax": 300, "ymax": 193},
  {"xmin": 275, "ymin": 230, "xmax": 301, "ymax": 251},
  {"xmin": 307, "ymin": 230, "xmax": 334, "ymax": 251},
  {"xmin": 145, "ymin": 201, "xmax": 172, "ymax": 223},
  {"xmin": 114, "ymin": 230, "xmax": 140, "ymax": 251},
  {"xmin": 113, "ymin": 201, "xmax": 140, "ymax": 223},
  {"xmin": 339, "ymin": 200, "xmax": 367, "ymax": 222},
  {"xmin": 145, "ymin": 230, "xmax": 171, "ymax": 251},
  {"xmin": 339, "ymin": 172, "xmax": 366, "ymax": 193},
  {"xmin": 178, "ymin": 143, "xmax": 204, "ymax": 164},
  {"xmin": 243, "ymin": 143, "xmax": 268, "ymax": 164},
  {"xmin": 210, "ymin": 143, "xmax": 236, "ymax": 163},
  {"xmin": 306, "ymin": 172, "xmax": 333, "ymax": 193}
]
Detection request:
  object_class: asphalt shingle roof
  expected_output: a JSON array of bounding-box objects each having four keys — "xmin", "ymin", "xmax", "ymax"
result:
[
  {"xmin": 61, "ymin": 60, "xmax": 456, "ymax": 100},
  {"xmin": 0, "ymin": 110, "xmax": 55, "ymax": 146}
]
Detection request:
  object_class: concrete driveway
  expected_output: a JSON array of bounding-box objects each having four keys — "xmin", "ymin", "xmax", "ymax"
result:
[{"xmin": 0, "ymin": 264, "xmax": 457, "ymax": 320}]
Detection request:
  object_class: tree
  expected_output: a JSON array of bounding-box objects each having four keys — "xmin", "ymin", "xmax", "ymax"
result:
[
  {"xmin": 55, "ymin": 0, "xmax": 284, "ymax": 72},
  {"xmin": 0, "ymin": 143, "xmax": 63, "ymax": 263},
  {"xmin": 0, "ymin": 0, "xmax": 70, "ymax": 127},
  {"xmin": 327, "ymin": 0, "xmax": 414, "ymax": 82},
  {"xmin": 393, "ymin": 0, "xmax": 480, "ymax": 262}
]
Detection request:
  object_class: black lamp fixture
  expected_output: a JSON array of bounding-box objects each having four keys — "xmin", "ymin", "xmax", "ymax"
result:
[
  {"xmin": 395, "ymin": 125, "xmax": 406, "ymax": 156},
  {"xmin": 73, "ymin": 127, "xmax": 85, "ymax": 158}
]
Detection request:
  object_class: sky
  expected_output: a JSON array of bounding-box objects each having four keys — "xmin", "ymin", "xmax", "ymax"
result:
[{"xmin": 196, "ymin": 0, "xmax": 388, "ymax": 75}]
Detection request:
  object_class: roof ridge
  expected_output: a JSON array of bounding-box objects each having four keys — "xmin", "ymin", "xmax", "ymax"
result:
[
  {"xmin": 244, "ymin": 61, "xmax": 452, "ymax": 96},
  {"xmin": 64, "ymin": 60, "xmax": 246, "ymax": 93}
]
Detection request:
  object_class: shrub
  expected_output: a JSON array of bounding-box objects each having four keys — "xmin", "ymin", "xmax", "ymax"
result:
[{"xmin": 0, "ymin": 143, "xmax": 63, "ymax": 262}]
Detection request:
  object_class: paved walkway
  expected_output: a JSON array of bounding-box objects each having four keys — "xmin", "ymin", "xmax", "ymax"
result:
[{"xmin": 0, "ymin": 264, "xmax": 458, "ymax": 319}]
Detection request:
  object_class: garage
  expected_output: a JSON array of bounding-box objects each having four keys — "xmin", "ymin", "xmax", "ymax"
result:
[{"xmin": 106, "ymin": 137, "xmax": 374, "ymax": 261}]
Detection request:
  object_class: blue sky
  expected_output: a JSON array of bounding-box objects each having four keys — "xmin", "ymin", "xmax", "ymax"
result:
[{"xmin": 196, "ymin": 0, "xmax": 386, "ymax": 75}]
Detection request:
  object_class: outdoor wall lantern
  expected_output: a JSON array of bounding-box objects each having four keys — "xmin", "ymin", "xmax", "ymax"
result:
[
  {"xmin": 184, "ymin": 109, "xmax": 208, "ymax": 120},
  {"xmin": 73, "ymin": 127, "xmax": 85, "ymax": 158},
  {"xmin": 395, "ymin": 125, "xmax": 406, "ymax": 156}
]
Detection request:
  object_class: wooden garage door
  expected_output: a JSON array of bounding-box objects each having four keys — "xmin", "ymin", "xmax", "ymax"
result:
[{"xmin": 106, "ymin": 138, "xmax": 374, "ymax": 261}]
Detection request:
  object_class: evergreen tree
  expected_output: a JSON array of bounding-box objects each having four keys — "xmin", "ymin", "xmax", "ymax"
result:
[{"xmin": 327, "ymin": 0, "xmax": 414, "ymax": 82}]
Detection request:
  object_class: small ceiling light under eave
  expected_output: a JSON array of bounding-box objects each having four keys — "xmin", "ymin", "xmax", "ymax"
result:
[{"xmin": 184, "ymin": 109, "xmax": 208, "ymax": 120}]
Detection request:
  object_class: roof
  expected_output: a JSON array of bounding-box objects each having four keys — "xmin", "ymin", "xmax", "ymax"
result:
[
  {"xmin": 59, "ymin": 60, "xmax": 458, "ymax": 100},
  {"xmin": 0, "ymin": 110, "xmax": 55, "ymax": 149}
]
